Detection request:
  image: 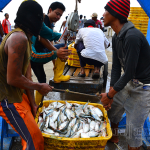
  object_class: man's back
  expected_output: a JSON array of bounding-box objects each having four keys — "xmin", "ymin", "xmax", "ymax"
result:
[
  {"xmin": 78, "ymin": 28, "xmax": 104, "ymax": 50},
  {"xmin": 75, "ymin": 27, "xmax": 108, "ymax": 64}
]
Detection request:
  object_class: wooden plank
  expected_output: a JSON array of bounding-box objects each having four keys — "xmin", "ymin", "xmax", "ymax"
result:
[
  {"xmin": 73, "ymin": 68, "xmax": 80, "ymax": 77},
  {"xmin": 65, "ymin": 68, "xmax": 76, "ymax": 76},
  {"xmin": 85, "ymin": 69, "xmax": 90, "ymax": 77},
  {"xmin": 63, "ymin": 65, "xmax": 70, "ymax": 75},
  {"xmin": 90, "ymin": 70, "xmax": 94, "ymax": 77}
]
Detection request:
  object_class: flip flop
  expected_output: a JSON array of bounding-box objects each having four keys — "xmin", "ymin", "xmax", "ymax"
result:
[
  {"xmin": 92, "ymin": 72, "xmax": 100, "ymax": 79},
  {"xmin": 78, "ymin": 72, "xmax": 86, "ymax": 77}
]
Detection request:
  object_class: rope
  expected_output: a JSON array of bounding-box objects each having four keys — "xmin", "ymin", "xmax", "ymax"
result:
[{"xmin": 114, "ymin": 143, "xmax": 122, "ymax": 150}]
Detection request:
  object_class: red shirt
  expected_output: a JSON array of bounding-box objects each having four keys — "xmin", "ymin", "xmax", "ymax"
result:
[
  {"xmin": 2, "ymin": 19, "xmax": 11, "ymax": 34},
  {"xmin": 95, "ymin": 20, "xmax": 102, "ymax": 28}
]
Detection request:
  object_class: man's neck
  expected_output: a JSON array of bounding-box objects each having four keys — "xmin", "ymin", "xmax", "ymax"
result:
[
  {"xmin": 47, "ymin": 13, "xmax": 52, "ymax": 23},
  {"xmin": 111, "ymin": 20, "xmax": 125, "ymax": 35}
]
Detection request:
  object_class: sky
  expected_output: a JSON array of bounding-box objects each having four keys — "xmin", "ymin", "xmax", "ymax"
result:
[{"xmin": 0, "ymin": 0, "xmax": 141, "ymax": 32}]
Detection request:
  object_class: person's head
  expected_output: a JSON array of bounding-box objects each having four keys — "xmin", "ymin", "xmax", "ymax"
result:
[
  {"xmin": 84, "ymin": 16, "xmax": 86, "ymax": 19},
  {"xmin": 91, "ymin": 13, "xmax": 98, "ymax": 21},
  {"xmin": 84, "ymin": 19, "xmax": 96, "ymax": 28},
  {"xmin": 80, "ymin": 15, "xmax": 83, "ymax": 19},
  {"xmin": 47, "ymin": 2, "xmax": 65, "ymax": 23},
  {"xmin": 103, "ymin": 0, "xmax": 130, "ymax": 26},
  {"xmin": 4, "ymin": 13, "xmax": 9, "ymax": 19},
  {"xmin": 66, "ymin": 16, "xmax": 68, "ymax": 20},
  {"xmin": 14, "ymin": 0, "xmax": 43, "ymax": 37}
]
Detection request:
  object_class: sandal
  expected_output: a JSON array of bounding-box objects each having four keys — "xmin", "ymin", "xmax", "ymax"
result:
[
  {"xmin": 92, "ymin": 72, "xmax": 100, "ymax": 79},
  {"xmin": 78, "ymin": 72, "xmax": 86, "ymax": 77}
]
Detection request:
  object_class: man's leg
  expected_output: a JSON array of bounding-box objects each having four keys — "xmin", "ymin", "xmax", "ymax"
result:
[
  {"xmin": 107, "ymin": 85, "xmax": 130, "ymax": 143},
  {"xmin": 77, "ymin": 51, "xmax": 86, "ymax": 76},
  {"xmin": 82, "ymin": 57, "xmax": 104, "ymax": 78},
  {"xmin": 31, "ymin": 60, "xmax": 46, "ymax": 83},
  {"xmin": 124, "ymin": 81, "xmax": 150, "ymax": 149},
  {"xmin": 0, "ymin": 94, "xmax": 44, "ymax": 150}
]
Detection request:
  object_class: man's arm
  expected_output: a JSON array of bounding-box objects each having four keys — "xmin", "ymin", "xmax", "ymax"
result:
[
  {"xmin": 6, "ymin": 32, "xmax": 52, "ymax": 95},
  {"xmin": 112, "ymin": 35, "xmax": 141, "ymax": 92},
  {"xmin": 31, "ymin": 37, "xmax": 70, "ymax": 63},
  {"xmin": 25, "ymin": 63, "xmax": 37, "ymax": 117},
  {"xmin": 40, "ymin": 23, "xmax": 61, "ymax": 42}
]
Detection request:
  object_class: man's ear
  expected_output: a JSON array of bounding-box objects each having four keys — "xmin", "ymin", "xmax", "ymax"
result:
[{"xmin": 49, "ymin": 8, "xmax": 52, "ymax": 14}]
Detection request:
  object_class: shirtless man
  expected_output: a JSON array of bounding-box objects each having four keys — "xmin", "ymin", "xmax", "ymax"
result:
[{"xmin": 0, "ymin": 1, "xmax": 52, "ymax": 149}]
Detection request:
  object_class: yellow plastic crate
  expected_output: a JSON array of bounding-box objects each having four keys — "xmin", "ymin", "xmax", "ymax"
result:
[
  {"xmin": 67, "ymin": 43, "xmax": 94, "ymax": 69},
  {"xmin": 130, "ymin": 7, "xmax": 143, "ymax": 10},
  {"xmin": 35, "ymin": 100, "xmax": 112, "ymax": 150}
]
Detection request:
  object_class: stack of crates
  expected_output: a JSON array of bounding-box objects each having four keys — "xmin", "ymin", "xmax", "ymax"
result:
[
  {"xmin": 67, "ymin": 42, "xmax": 94, "ymax": 69},
  {"xmin": 128, "ymin": 7, "xmax": 149, "ymax": 37}
]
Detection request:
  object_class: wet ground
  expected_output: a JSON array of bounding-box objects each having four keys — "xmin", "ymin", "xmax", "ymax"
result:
[{"xmin": 10, "ymin": 32, "xmax": 145, "ymax": 150}]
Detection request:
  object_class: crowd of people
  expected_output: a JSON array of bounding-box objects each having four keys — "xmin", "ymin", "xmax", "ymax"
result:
[{"xmin": 0, "ymin": 0, "xmax": 150, "ymax": 150}]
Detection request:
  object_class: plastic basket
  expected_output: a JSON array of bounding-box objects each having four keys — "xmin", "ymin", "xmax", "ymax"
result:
[
  {"xmin": 35, "ymin": 100, "xmax": 112, "ymax": 150},
  {"xmin": 67, "ymin": 43, "xmax": 94, "ymax": 69}
]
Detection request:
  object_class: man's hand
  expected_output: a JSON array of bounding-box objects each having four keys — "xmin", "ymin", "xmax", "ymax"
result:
[
  {"xmin": 38, "ymin": 83, "xmax": 53, "ymax": 96},
  {"xmin": 31, "ymin": 104, "xmax": 38, "ymax": 118},
  {"xmin": 57, "ymin": 46, "xmax": 71, "ymax": 60},
  {"xmin": 100, "ymin": 93, "xmax": 113, "ymax": 111}
]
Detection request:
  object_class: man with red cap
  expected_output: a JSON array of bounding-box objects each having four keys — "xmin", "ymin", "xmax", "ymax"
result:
[{"xmin": 100, "ymin": 0, "xmax": 150, "ymax": 149}]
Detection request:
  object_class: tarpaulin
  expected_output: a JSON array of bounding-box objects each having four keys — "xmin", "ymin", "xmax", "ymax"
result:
[{"xmin": 0, "ymin": 0, "xmax": 12, "ymax": 12}]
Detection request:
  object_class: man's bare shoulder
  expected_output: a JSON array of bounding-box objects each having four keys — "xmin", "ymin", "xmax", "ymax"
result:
[
  {"xmin": 5, "ymin": 31, "xmax": 28, "ymax": 53},
  {"xmin": 7, "ymin": 31, "xmax": 28, "ymax": 45}
]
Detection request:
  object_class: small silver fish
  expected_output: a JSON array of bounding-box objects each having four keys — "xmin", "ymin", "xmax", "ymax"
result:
[
  {"xmin": 57, "ymin": 102, "xmax": 64, "ymax": 109},
  {"xmin": 69, "ymin": 118, "xmax": 77, "ymax": 128},
  {"xmin": 45, "ymin": 116, "xmax": 50, "ymax": 128},
  {"xmin": 92, "ymin": 107, "xmax": 103, "ymax": 118},
  {"xmin": 88, "ymin": 131, "xmax": 99, "ymax": 137},
  {"xmin": 90, "ymin": 108, "xmax": 101, "ymax": 122},
  {"xmin": 66, "ymin": 101, "xmax": 72, "ymax": 109},
  {"xmin": 72, "ymin": 132, "xmax": 81, "ymax": 138},
  {"xmin": 95, "ymin": 122, "xmax": 100, "ymax": 132},
  {"xmin": 60, "ymin": 112, "xmax": 67, "ymax": 123},
  {"xmin": 90, "ymin": 121, "xmax": 96, "ymax": 131},
  {"xmin": 81, "ymin": 133, "xmax": 90, "ymax": 138},
  {"xmin": 52, "ymin": 111, "xmax": 60, "ymax": 122},
  {"xmin": 83, "ymin": 123, "xmax": 90, "ymax": 133},
  {"xmin": 59, "ymin": 121, "xmax": 69, "ymax": 131},
  {"xmin": 49, "ymin": 117, "xmax": 57, "ymax": 130},
  {"xmin": 43, "ymin": 127, "xmax": 54, "ymax": 134},
  {"xmin": 99, "ymin": 121, "xmax": 107, "ymax": 131}
]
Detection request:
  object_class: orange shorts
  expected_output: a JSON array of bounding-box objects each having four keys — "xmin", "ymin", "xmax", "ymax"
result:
[{"xmin": 0, "ymin": 93, "xmax": 44, "ymax": 150}]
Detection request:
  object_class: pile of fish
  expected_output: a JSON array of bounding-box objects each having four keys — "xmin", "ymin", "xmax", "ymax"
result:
[{"xmin": 38, "ymin": 101, "xmax": 107, "ymax": 138}]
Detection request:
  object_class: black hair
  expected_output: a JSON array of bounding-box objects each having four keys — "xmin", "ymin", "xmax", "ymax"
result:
[
  {"xmin": 80, "ymin": 15, "xmax": 83, "ymax": 19},
  {"xmin": 4, "ymin": 13, "xmax": 8, "ymax": 16},
  {"xmin": 84, "ymin": 16, "xmax": 86, "ymax": 18},
  {"xmin": 119, "ymin": 18, "xmax": 128, "ymax": 24},
  {"xmin": 66, "ymin": 16, "xmax": 68, "ymax": 20},
  {"xmin": 47, "ymin": 2, "xmax": 65, "ymax": 14},
  {"xmin": 84, "ymin": 19, "xmax": 96, "ymax": 27}
]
